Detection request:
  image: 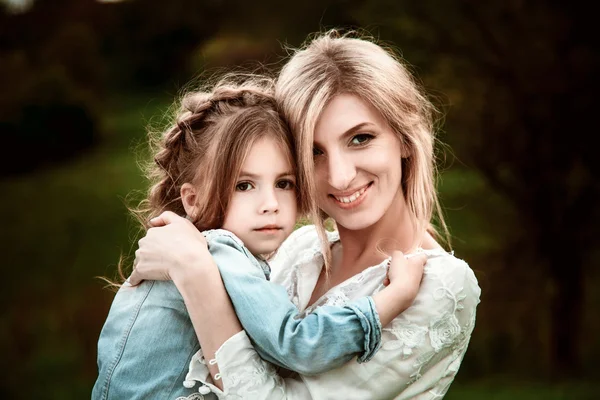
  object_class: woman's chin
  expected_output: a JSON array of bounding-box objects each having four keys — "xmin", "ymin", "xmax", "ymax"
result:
[{"xmin": 329, "ymin": 213, "xmax": 380, "ymax": 232}]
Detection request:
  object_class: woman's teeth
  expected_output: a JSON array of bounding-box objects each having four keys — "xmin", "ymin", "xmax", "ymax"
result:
[{"xmin": 333, "ymin": 186, "xmax": 367, "ymax": 204}]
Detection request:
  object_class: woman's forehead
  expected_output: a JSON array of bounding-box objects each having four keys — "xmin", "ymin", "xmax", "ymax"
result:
[{"xmin": 314, "ymin": 94, "xmax": 386, "ymax": 144}]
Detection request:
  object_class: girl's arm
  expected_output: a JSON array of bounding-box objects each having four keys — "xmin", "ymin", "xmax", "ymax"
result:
[
  {"xmin": 196, "ymin": 231, "xmax": 426, "ymax": 373},
  {"xmin": 131, "ymin": 213, "xmax": 425, "ymax": 375},
  {"xmin": 193, "ymin": 254, "xmax": 481, "ymax": 400}
]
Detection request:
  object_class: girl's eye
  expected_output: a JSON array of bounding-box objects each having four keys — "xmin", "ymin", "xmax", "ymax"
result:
[
  {"xmin": 276, "ymin": 180, "xmax": 295, "ymax": 190},
  {"xmin": 313, "ymin": 147, "xmax": 324, "ymax": 157},
  {"xmin": 350, "ymin": 134, "xmax": 374, "ymax": 146},
  {"xmin": 236, "ymin": 182, "xmax": 254, "ymax": 191}
]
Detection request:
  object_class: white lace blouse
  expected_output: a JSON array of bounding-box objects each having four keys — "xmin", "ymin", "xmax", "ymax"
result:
[{"xmin": 182, "ymin": 225, "xmax": 482, "ymax": 400}]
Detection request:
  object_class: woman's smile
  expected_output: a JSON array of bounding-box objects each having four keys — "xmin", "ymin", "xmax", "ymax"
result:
[{"xmin": 329, "ymin": 182, "xmax": 373, "ymax": 209}]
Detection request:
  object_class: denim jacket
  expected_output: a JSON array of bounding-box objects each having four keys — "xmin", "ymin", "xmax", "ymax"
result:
[{"xmin": 92, "ymin": 229, "xmax": 382, "ymax": 400}]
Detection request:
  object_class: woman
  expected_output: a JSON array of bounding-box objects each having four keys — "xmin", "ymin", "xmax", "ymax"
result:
[
  {"xmin": 93, "ymin": 77, "xmax": 426, "ymax": 400},
  {"xmin": 132, "ymin": 30, "xmax": 481, "ymax": 399}
]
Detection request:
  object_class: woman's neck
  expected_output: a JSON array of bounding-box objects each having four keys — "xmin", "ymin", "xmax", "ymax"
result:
[{"xmin": 334, "ymin": 191, "xmax": 419, "ymax": 277}]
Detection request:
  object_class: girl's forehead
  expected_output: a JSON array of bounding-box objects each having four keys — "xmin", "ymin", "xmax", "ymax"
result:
[
  {"xmin": 241, "ymin": 136, "xmax": 295, "ymax": 173},
  {"xmin": 268, "ymin": 133, "xmax": 296, "ymax": 165}
]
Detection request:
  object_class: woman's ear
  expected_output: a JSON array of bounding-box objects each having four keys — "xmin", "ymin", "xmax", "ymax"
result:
[{"xmin": 180, "ymin": 183, "xmax": 198, "ymax": 219}]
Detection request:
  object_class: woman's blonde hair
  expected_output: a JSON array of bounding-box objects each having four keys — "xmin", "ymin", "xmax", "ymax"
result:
[{"xmin": 275, "ymin": 30, "xmax": 449, "ymax": 267}]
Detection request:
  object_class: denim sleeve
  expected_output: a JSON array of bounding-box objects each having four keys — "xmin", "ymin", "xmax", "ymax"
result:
[
  {"xmin": 92, "ymin": 281, "xmax": 207, "ymax": 400},
  {"xmin": 207, "ymin": 233, "xmax": 382, "ymax": 376}
]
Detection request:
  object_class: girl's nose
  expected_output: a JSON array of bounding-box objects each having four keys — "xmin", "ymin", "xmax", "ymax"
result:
[{"xmin": 260, "ymin": 188, "xmax": 279, "ymax": 214}]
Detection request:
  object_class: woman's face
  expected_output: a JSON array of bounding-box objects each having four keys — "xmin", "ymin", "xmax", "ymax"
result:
[{"xmin": 313, "ymin": 93, "xmax": 404, "ymax": 231}]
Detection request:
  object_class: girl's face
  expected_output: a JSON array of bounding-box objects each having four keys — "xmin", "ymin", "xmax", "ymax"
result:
[
  {"xmin": 313, "ymin": 94, "xmax": 404, "ymax": 231},
  {"xmin": 222, "ymin": 136, "xmax": 298, "ymax": 255}
]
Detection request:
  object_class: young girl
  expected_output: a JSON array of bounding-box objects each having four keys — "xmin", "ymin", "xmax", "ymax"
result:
[{"xmin": 93, "ymin": 76, "xmax": 426, "ymax": 399}]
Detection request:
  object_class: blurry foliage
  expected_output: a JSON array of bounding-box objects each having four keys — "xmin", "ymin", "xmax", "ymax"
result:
[
  {"xmin": 189, "ymin": 35, "xmax": 281, "ymax": 75},
  {"xmin": 0, "ymin": 92, "xmax": 170, "ymax": 399},
  {"xmin": 352, "ymin": 0, "xmax": 599, "ymax": 378},
  {"xmin": 0, "ymin": 0, "xmax": 598, "ymax": 398},
  {"xmin": 0, "ymin": 1, "xmax": 105, "ymax": 175}
]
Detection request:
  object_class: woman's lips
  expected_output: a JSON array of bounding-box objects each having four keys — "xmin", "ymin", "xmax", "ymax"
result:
[{"xmin": 330, "ymin": 182, "xmax": 372, "ymax": 210}]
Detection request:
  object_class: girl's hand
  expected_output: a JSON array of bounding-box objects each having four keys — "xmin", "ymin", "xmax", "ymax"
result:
[
  {"xmin": 128, "ymin": 211, "xmax": 210, "ymax": 286},
  {"xmin": 372, "ymin": 251, "xmax": 427, "ymax": 327},
  {"xmin": 383, "ymin": 251, "xmax": 427, "ymax": 299}
]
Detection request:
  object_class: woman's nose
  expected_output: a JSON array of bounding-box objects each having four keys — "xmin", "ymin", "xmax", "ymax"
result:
[{"xmin": 327, "ymin": 151, "xmax": 356, "ymax": 190}]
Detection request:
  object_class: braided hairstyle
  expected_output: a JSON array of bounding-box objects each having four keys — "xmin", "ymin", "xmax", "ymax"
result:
[{"xmin": 133, "ymin": 75, "xmax": 302, "ymax": 233}]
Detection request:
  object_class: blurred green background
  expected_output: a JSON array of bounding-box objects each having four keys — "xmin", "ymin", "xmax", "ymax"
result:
[{"xmin": 1, "ymin": 0, "xmax": 598, "ymax": 398}]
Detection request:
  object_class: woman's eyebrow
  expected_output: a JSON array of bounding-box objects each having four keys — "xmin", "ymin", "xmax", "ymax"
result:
[
  {"xmin": 341, "ymin": 122, "xmax": 374, "ymax": 139},
  {"xmin": 314, "ymin": 122, "xmax": 375, "ymax": 147}
]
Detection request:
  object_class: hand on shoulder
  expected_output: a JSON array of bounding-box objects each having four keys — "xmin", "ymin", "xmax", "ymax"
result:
[{"xmin": 129, "ymin": 211, "xmax": 211, "ymax": 286}]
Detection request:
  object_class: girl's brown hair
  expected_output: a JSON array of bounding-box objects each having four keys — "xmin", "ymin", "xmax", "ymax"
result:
[
  {"xmin": 137, "ymin": 75, "xmax": 301, "ymax": 232},
  {"xmin": 108, "ymin": 75, "xmax": 303, "ymax": 285}
]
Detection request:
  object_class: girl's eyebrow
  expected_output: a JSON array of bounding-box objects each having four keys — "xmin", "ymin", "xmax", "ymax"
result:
[
  {"xmin": 314, "ymin": 122, "xmax": 375, "ymax": 147},
  {"xmin": 238, "ymin": 171, "xmax": 295, "ymax": 179},
  {"xmin": 277, "ymin": 171, "xmax": 296, "ymax": 178}
]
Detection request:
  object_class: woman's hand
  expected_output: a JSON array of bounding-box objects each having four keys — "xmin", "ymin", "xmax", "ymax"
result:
[{"xmin": 128, "ymin": 211, "xmax": 210, "ymax": 286}]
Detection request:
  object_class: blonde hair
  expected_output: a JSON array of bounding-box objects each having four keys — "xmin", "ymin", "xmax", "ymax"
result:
[
  {"xmin": 275, "ymin": 30, "xmax": 449, "ymax": 267},
  {"xmin": 109, "ymin": 75, "xmax": 303, "ymax": 285}
]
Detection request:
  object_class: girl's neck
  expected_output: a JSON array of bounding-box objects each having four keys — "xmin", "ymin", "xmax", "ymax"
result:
[{"xmin": 334, "ymin": 191, "xmax": 419, "ymax": 276}]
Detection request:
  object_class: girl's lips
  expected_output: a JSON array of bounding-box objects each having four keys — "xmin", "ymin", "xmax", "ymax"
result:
[{"xmin": 254, "ymin": 226, "xmax": 283, "ymax": 234}]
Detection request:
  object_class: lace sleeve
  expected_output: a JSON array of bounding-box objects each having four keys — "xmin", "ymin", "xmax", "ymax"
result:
[
  {"xmin": 181, "ymin": 331, "xmax": 311, "ymax": 400},
  {"xmin": 389, "ymin": 259, "xmax": 481, "ymax": 399}
]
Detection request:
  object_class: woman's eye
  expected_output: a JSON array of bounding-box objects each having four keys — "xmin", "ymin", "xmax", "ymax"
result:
[
  {"xmin": 350, "ymin": 134, "xmax": 374, "ymax": 145},
  {"xmin": 313, "ymin": 147, "xmax": 324, "ymax": 157},
  {"xmin": 276, "ymin": 180, "xmax": 295, "ymax": 190},
  {"xmin": 235, "ymin": 182, "xmax": 254, "ymax": 191}
]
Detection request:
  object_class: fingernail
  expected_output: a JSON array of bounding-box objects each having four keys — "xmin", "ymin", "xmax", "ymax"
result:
[{"xmin": 123, "ymin": 278, "xmax": 132, "ymax": 287}]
